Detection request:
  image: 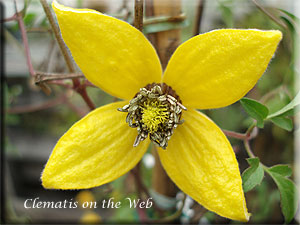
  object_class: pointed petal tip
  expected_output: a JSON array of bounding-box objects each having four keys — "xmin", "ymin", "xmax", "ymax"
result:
[{"xmin": 264, "ymin": 29, "xmax": 283, "ymax": 42}]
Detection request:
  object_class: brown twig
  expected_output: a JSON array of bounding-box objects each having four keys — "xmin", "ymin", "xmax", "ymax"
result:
[
  {"xmin": 14, "ymin": 1, "xmax": 35, "ymax": 78},
  {"xmin": 252, "ymin": 0, "xmax": 287, "ymax": 30},
  {"xmin": 193, "ymin": 0, "xmax": 204, "ymax": 35},
  {"xmin": 35, "ymin": 72, "xmax": 84, "ymax": 84},
  {"xmin": 39, "ymin": 0, "xmax": 76, "ymax": 74},
  {"xmin": 7, "ymin": 94, "xmax": 66, "ymax": 114},
  {"xmin": 1, "ymin": 14, "xmax": 18, "ymax": 22},
  {"xmin": 134, "ymin": 0, "xmax": 144, "ymax": 31},
  {"xmin": 40, "ymin": 0, "xmax": 96, "ymax": 110}
]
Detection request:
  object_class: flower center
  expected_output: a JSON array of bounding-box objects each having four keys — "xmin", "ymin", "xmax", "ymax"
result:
[
  {"xmin": 141, "ymin": 100, "xmax": 169, "ymax": 133},
  {"xmin": 118, "ymin": 83, "xmax": 186, "ymax": 149}
]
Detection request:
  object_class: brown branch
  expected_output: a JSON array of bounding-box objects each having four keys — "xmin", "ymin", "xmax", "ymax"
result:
[
  {"xmin": 252, "ymin": 0, "xmax": 287, "ymax": 30},
  {"xmin": 134, "ymin": 0, "xmax": 144, "ymax": 31},
  {"xmin": 35, "ymin": 72, "xmax": 84, "ymax": 84},
  {"xmin": 1, "ymin": 14, "xmax": 18, "ymax": 22},
  {"xmin": 193, "ymin": 0, "xmax": 204, "ymax": 35},
  {"xmin": 39, "ymin": 0, "xmax": 76, "ymax": 74},
  {"xmin": 40, "ymin": 0, "xmax": 96, "ymax": 111},
  {"xmin": 7, "ymin": 94, "xmax": 66, "ymax": 114},
  {"xmin": 15, "ymin": 1, "xmax": 35, "ymax": 78}
]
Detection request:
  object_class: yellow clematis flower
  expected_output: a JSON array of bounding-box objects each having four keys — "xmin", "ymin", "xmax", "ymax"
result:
[{"xmin": 42, "ymin": 1, "xmax": 282, "ymax": 222}]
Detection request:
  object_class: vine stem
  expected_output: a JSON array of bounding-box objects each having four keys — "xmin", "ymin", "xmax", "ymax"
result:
[
  {"xmin": 35, "ymin": 72, "xmax": 84, "ymax": 84},
  {"xmin": 252, "ymin": 0, "xmax": 287, "ymax": 30},
  {"xmin": 39, "ymin": 0, "xmax": 76, "ymax": 74},
  {"xmin": 134, "ymin": 0, "xmax": 144, "ymax": 31},
  {"xmin": 244, "ymin": 140, "xmax": 256, "ymax": 158},
  {"xmin": 223, "ymin": 123, "xmax": 257, "ymax": 140},
  {"xmin": 40, "ymin": 0, "xmax": 96, "ymax": 110},
  {"xmin": 14, "ymin": 0, "xmax": 35, "ymax": 77}
]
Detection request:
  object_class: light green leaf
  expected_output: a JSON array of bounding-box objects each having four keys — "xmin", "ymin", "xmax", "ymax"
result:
[
  {"xmin": 267, "ymin": 169, "xmax": 298, "ymax": 223},
  {"xmin": 268, "ymin": 165, "xmax": 292, "ymax": 177},
  {"xmin": 270, "ymin": 116, "xmax": 293, "ymax": 131},
  {"xmin": 242, "ymin": 158, "xmax": 264, "ymax": 192},
  {"xmin": 240, "ymin": 98, "xmax": 269, "ymax": 128},
  {"xmin": 268, "ymin": 91, "xmax": 300, "ymax": 119},
  {"xmin": 143, "ymin": 18, "xmax": 189, "ymax": 34}
]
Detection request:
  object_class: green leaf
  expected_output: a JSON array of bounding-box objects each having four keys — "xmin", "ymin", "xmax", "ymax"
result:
[
  {"xmin": 268, "ymin": 165, "xmax": 292, "ymax": 177},
  {"xmin": 23, "ymin": 13, "xmax": 36, "ymax": 27},
  {"xmin": 280, "ymin": 16, "xmax": 296, "ymax": 34},
  {"xmin": 268, "ymin": 91, "xmax": 300, "ymax": 119},
  {"xmin": 240, "ymin": 98, "xmax": 269, "ymax": 128},
  {"xmin": 242, "ymin": 158, "xmax": 264, "ymax": 192},
  {"xmin": 267, "ymin": 169, "xmax": 298, "ymax": 223},
  {"xmin": 270, "ymin": 116, "xmax": 293, "ymax": 131},
  {"xmin": 278, "ymin": 9, "xmax": 300, "ymax": 24}
]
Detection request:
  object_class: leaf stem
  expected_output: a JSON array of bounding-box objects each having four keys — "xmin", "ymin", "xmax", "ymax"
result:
[
  {"xmin": 244, "ymin": 140, "xmax": 255, "ymax": 158},
  {"xmin": 223, "ymin": 122, "xmax": 257, "ymax": 140}
]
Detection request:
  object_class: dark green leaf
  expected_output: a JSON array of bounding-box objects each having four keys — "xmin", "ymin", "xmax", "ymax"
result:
[
  {"xmin": 280, "ymin": 16, "xmax": 296, "ymax": 34},
  {"xmin": 278, "ymin": 9, "xmax": 300, "ymax": 24},
  {"xmin": 240, "ymin": 98, "xmax": 269, "ymax": 128},
  {"xmin": 268, "ymin": 165, "xmax": 292, "ymax": 177},
  {"xmin": 242, "ymin": 158, "xmax": 264, "ymax": 192},
  {"xmin": 268, "ymin": 91, "xmax": 300, "ymax": 119},
  {"xmin": 270, "ymin": 116, "xmax": 293, "ymax": 131},
  {"xmin": 267, "ymin": 170, "xmax": 298, "ymax": 223}
]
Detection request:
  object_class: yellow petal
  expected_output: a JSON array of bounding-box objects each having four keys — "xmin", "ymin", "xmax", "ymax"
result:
[
  {"xmin": 163, "ymin": 29, "xmax": 282, "ymax": 109},
  {"xmin": 158, "ymin": 109, "xmax": 250, "ymax": 221},
  {"xmin": 42, "ymin": 101, "xmax": 149, "ymax": 189},
  {"xmin": 52, "ymin": 1, "xmax": 162, "ymax": 99}
]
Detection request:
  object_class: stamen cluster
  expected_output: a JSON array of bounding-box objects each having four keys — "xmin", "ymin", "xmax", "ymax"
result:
[{"xmin": 118, "ymin": 83, "xmax": 186, "ymax": 149}]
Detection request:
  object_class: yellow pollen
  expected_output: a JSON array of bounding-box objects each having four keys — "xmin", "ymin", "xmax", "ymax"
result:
[{"xmin": 141, "ymin": 100, "xmax": 169, "ymax": 133}]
